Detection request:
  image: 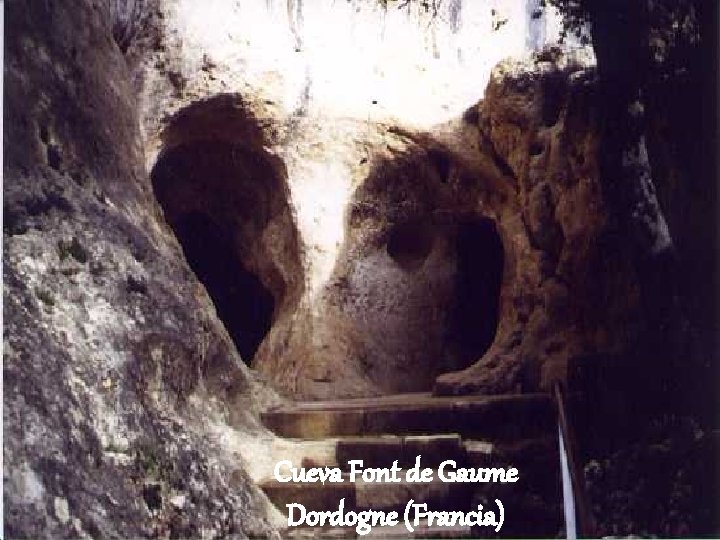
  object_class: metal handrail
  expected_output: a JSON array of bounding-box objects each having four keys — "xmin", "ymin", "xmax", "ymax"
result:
[{"xmin": 554, "ymin": 382, "xmax": 597, "ymax": 538}]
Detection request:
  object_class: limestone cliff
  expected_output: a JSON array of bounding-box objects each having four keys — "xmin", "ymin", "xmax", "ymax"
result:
[
  {"xmin": 4, "ymin": 2, "xmax": 280, "ymax": 537},
  {"xmin": 437, "ymin": 48, "xmax": 644, "ymax": 395},
  {"xmin": 4, "ymin": 0, "xmax": 716, "ymax": 537},
  {"xmin": 122, "ymin": 0, "xmax": 619, "ymax": 400}
]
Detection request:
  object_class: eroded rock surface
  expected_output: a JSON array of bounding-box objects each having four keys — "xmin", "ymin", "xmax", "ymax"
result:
[
  {"xmin": 5, "ymin": 0, "xmax": 714, "ymax": 537},
  {"xmin": 435, "ymin": 48, "xmax": 645, "ymax": 395},
  {"xmin": 129, "ymin": 0, "xmax": 520, "ymax": 398},
  {"xmin": 126, "ymin": 0, "xmax": 610, "ymax": 400},
  {"xmin": 4, "ymin": 2, "xmax": 281, "ymax": 537}
]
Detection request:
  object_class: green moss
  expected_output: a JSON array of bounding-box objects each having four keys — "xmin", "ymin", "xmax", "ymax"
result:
[
  {"xmin": 136, "ymin": 447, "xmax": 161, "ymax": 478},
  {"xmin": 134, "ymin": 441, "xmax": 175, "ymax": 482}
]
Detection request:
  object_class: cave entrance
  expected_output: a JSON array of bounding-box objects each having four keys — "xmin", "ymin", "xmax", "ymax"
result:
[
  {"xmin": 150, "ymin": 138, "xmax": 301, "ymax": 365},
  {"xmin": 174, "ymin": 212, "xmax": 274, "ymax": 361},
  {"xmin": 386, "ymin": 219, "xmax": 435, "ymax": 272},
  {"xmin": 448, "ymin": 217, "xmax": 504, "ymax": 369}
]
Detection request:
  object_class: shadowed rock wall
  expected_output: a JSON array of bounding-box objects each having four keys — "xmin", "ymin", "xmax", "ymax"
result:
[
  {"xmin": 4, "ymin": 1, "xmax": 280, "ymax": 537},
  {"xmin": 437, "ymin": 49, "xmax": 644, "ymax": 395}
]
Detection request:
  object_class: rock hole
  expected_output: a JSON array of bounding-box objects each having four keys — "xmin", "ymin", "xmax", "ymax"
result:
[
  {"xmin": 488, "ymin": 145, "xmax": 516, "ymax": 179},
  {"xmin": 428, "ymin": 149, "xmax": 452, "ymax": 183},
  {"xmin": 541, "ymin": 72, "xmax": 566, "ymax": 127},
  {"xmin": 462, "ymin": 105, "xmax": 480, "ymax": 125},
  {"xmin": 449, "ymin": 217, "xmax": 504, "ymax": 366},
  {"xmin": 529, "ymin": 141, "xmax": 544, "ymax": 156},
  {"xmin": 174, "ymin": 213, "xmax": 274, "ymax": 361},
  {"xmin": 47, "ymin": 144, "xmax": 62, "ymax": 170},
  {"xmin": 386, "ymin": 219, "xmax": 435, "ymax": 271},
  {"xmin": 142, "ymin": 484, "xmax": 162, "ymax": 511},
  {"xmin": 38, "ymin": 123, "xmax": 49, "ymax": 144},
  {"xmin": 151, "ymin": 137, "xmax": 301, "ymax": 365}
]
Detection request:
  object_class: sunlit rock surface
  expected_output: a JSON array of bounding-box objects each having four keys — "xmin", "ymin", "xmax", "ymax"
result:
[
  {"xmin": 160, "ymin": 0, "xmax": 565, "ymax": 126},
  {"xmin": 131, "ymin": 0, "xmax": 598, "ymax": 398}
]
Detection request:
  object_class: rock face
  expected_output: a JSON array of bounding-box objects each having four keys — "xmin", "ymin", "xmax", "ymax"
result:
[
  {"xmin": 124, "ymin": 0, "xmax": 620, "ymax": 400},
  {"xmin": 437, "ymin": 48, "xmax": 644, "ymax": 395},
  {"xmin": 4, "ymin": 1, "xmax": 281, "ymax": 537},
  {"xmin": 5, "ymin": 0, "xmax": 715, "ymax": 537},
  {"xmin": 4, "ymin": 0, "xmax": 647, "ymax": 409}
]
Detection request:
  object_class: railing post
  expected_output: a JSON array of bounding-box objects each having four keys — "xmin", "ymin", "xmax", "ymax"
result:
[{"xmin": 554, "ymin": 382, "xmax": 596, "ymax": 538}]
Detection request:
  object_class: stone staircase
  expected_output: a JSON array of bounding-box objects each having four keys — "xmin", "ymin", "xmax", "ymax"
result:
[{"xmin": 260, "ymin": 393, "xmax": 563, "ymax": 538}]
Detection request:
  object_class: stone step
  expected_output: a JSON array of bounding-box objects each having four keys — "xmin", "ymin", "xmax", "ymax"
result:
[
  {"xmin": 295, "ymin": 434, "xmax": 464, "ymax": 470},
  {"xmin": 263, "ymin": 470, "xmax": 558, "ymax": 537},
  {"xmin": 261, "ymin": 393, "xmax": 562, "ymax": 537},
  {"xmin": 463, "ymin": 437, "xmax": 559, "ymax": 469},
  {"xmin": 260, "ymin": 472, "xmax": 475, "ymax": 514},
  {"xmin": 274, "ymin": 434, "xmax": 554, "ymax": 476},
  {"xmin": 269, "ymin": 435, "xmax": 464, "ymax": 475},
  {"xmin": 263, "ymin": 434, "xmax": 487, "ymax": 484},
  {"xmin": 462, "ymin": 439, "xmax": 494, "ymax": 466},
  {"xmin": 262, "ymin": 393, "xmax": 554, "ymax": 440},
  {"xmin": 464, "ymin": 437, "xmax": 561, "ymax": 496},
  {"xmin": 264, "ymin": 458, "xmax": 561, "ymax": 537}
]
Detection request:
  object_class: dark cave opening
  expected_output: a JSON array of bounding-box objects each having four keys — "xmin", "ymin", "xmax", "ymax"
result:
[
  {"xmin": 450, "ymin": 217, "xmax": 504, "ymax": 367},
  {"xmin": 174, "ymin": 212, "xmax": 275, "ymax": 362},
  {"xmin": 386, "ymin": 219, "xmax": 435, "ymax": 271},
  {"xmin": 150, "ymin": 136, "xmax": 300, "ymax": 365}
]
